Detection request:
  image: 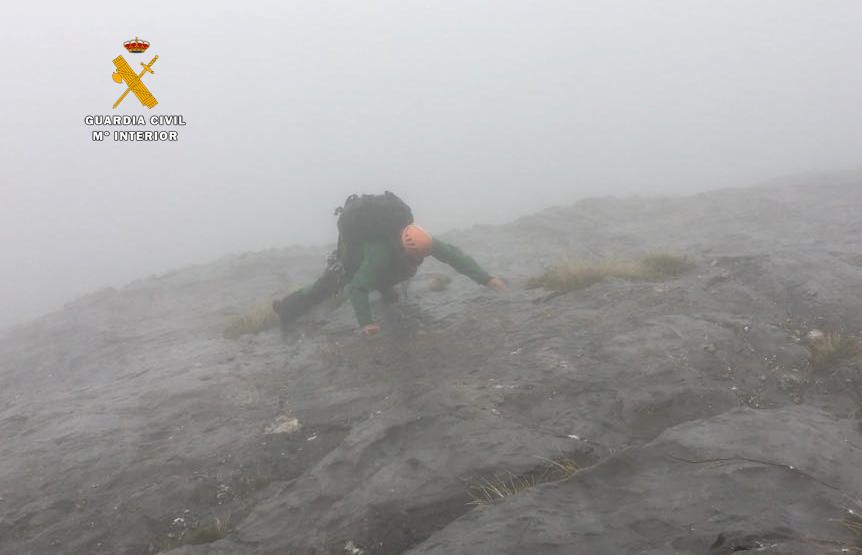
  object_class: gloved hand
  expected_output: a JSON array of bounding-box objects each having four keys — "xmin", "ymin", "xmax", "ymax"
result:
[
  {"xmin": 486, "ymin": 277, "xmax": 508, "ymax": 292},
  {"xmin": 359, "ymin": 323, "xmax": 381, "ymax": 336}
]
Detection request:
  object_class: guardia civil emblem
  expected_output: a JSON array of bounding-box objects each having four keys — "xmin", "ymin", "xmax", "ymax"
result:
[{"xmin": 111, "ymin": 37, "xmax": 158, "ymax": 109}]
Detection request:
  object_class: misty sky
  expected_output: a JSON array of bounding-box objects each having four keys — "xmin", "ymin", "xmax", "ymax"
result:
[{"xmin": 1, "ymin": 1, "xmax": 861, "ymax": 329}]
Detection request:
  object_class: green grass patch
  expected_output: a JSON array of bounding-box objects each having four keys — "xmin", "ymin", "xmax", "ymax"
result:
[{"xmin": 527, "ymin": 254, "xmax": 694, "ymax": 292}]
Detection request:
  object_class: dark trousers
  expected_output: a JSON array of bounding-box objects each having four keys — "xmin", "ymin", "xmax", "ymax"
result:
[{"xmin": 273, "ymin": 250, "xmax": 348, "ymax": 327}]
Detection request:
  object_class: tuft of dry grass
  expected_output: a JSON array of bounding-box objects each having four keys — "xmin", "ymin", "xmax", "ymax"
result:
[
  {"xmin": 158, "ymin": 515, "xmax": 232, "ymax": 551},
  {"xmin": 222, "ymin": 286, "xmax": 350, "ymax": 339},
  {"xmin": 846, "ymin": 505, "xmax": 862, "ymax": 533},
  {"xmin": 526, "ymin": 265, "xmax": 606, "ymax": 292},
  {"xmin": 640, "ymin": 253, "xmax": 696, "ymax": 279},
  {"xmin": 429, "ymin": 274, "xmax": 452, "ymax": 292},
  {"xmin": 527, "ymin": 253, "xmax": 694, "ymax": 292},
  {"xmin": 183, "ymin": 516, "xmax": 231, "ymax": 545},
  {"xmin": 467, "ymin": 457, "xmax": 580, "ymax": 505},
  {"xmin": 223, "ymin": 301, "xmax": 281, "ymax": 339},
  {"xmin": 808, "ymin": 331, "xmax": 860, "ymax": 368},
  {"xmin": 835, "ymin": 497, "xmax": 862, "ymax": 547},
  {"xmin": 468, "ymin": 472, "xmax": 534, "ymax": 505},
  {"xmin": 845, "ymin": 514, "xmax": 862, "ymax": 536}
]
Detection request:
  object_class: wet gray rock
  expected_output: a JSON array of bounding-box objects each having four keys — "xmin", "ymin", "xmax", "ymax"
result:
[
  {"xmin": 406, "ymin": 406, "xmax": 862, "ymax": 555},
  {"xmin": 1, "ymin": 177, "xmax": 862, "ymax": 554}
]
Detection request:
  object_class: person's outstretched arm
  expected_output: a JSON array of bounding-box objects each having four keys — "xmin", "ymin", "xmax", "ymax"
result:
[{"xmin": 430, "ymin": 239, "xmax": 504, "ymax": 288}]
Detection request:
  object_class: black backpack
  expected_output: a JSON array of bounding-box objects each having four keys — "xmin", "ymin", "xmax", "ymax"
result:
[
  {"xmin": 334, "ymin": 191, "xmax": 414, "ymax": 276},
  {"xmin": 336, "ymin": 191, "xmax": 413, "ymax": 242}
]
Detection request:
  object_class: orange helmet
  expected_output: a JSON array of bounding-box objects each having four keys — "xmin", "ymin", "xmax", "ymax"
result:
[{"xmin": 401, "ymin": 224, "xmax": 433, "ymax": 257}]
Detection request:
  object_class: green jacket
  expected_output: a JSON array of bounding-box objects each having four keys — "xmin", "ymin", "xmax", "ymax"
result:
[{"xmin": 348, "ymin": 238, "xmax": 491, "ymax": 326}]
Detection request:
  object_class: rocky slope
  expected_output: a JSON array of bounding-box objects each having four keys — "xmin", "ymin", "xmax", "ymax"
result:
[{"xmin": 1, "ymin": 176, "xmax": 862, "ymax": 554}]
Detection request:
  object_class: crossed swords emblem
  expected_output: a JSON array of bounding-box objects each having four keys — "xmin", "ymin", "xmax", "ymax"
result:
[{"xmin": 112, "ymin": 55, "xmax": 159, "ymax": 109}]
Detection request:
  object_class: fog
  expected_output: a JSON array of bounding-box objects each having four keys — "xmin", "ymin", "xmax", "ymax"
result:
[{"xmin": 1, "ymin": 0, "xmax": 860, "ymax": 329}]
